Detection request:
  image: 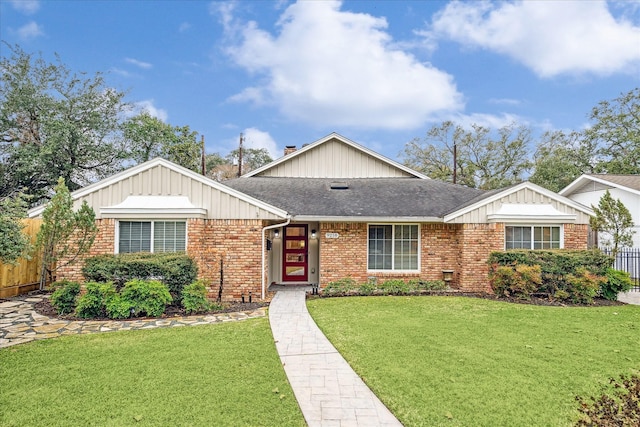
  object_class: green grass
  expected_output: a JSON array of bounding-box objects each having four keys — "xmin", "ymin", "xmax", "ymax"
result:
[
  {"xmin": 0, "ymin": 319, "xmax": 305, "ymax": 427},
  {"xmin": 307, "ymin": 296, "xmax": 640, "ymax": 427}
]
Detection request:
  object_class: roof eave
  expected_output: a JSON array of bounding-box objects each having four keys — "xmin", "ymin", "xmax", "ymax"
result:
[{"xmin": 291, "ymin": 215, "xmax": 444, "ymax": 223}]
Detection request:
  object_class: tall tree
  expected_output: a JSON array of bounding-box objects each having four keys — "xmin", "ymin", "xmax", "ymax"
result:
[
  {"xmin": 585, "ymin": 88, "xmax": 640, "ymax": 175},
  {"xmin": 590, "ymin": 190, "xmax": 635, "ymax": 259},
  {"xmin": 122, "ymin": 112, "xmax": 201, "ymax": 171},
  {"xmin": 401, "ymin": 121, "xmax": 531, "ymax": 190},
  {"xmin": 35, "ymin": 178, "xmax": 98, "ymax": 289},
  {"xmin": 0, "ymin": 44, "xmax": 129, "ymax": 203},
  {"xmin": 226, "ymin": 147, "xmax": 273, "ymax": 175},
  {"xmin": 528, "ymin": 130, "xmax": 587, "ymax": 192},
  {"xmin": 0, "ymin": 191, "xmax": 32, "ymax": 265}
]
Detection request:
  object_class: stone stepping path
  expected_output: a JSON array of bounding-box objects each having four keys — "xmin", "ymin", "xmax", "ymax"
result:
[{"xmin": 0, "ymin": 295, "xmax": 267, "ymax": 349}]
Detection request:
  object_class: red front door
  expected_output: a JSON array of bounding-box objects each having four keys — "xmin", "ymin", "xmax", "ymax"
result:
[{"xmin": 282, "ymin": 225, "xmax": 308, "ymax": 282}]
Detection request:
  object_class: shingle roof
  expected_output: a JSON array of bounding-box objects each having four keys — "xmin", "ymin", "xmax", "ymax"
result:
[
  {"xmin": 224, "ymin": 177, "xmax": 486, "ymax": 218},
  {"xmin": 587, "ymin": 174, "xmax": 640, "ymax": 192}
]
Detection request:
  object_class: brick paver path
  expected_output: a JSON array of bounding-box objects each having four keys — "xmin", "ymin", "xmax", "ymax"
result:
[{"xmin": 269, "ymin": 288, "xmax": 402, "ymax": 427}]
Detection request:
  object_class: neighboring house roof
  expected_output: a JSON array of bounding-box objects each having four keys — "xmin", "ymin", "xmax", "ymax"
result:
[
  {"xmin": 28, "ymin": 158, "xmax": 288, "ymax": 219},
  {"xmin": 243, "ymin": 132, "xmax": 429, "ymax": 179},
  {"xmin": 560, "ymin": 174, "xmax": 640, "ymax": 197},
  {"xmin": 225, "ymin": 177, "xmax": 485, "ymax": 221}
]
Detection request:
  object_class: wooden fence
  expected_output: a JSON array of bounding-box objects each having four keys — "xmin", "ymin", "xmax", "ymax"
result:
[{"xmin": 0, "ymin": 219, "xmax": 43, "ymax": 298}]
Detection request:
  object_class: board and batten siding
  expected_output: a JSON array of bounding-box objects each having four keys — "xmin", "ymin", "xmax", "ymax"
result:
[
  {"xmin": 72, "ymin": 164, "xmax": 283, "ymax": 220},
  {"xmin": 447, "ymin": 187, "xmax": 592, "ymax": 224},
  {"xmin": 257, "ymin": 138, "xmax": 414, "ymax": 178}
]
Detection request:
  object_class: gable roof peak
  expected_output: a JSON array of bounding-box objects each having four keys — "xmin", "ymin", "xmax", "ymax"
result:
[{"xmin": 243, "ymin": 132, "xmax": 428, "ymax": 179}]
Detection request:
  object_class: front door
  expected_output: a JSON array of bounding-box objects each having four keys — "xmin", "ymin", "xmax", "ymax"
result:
[{"xmin": 282, "ymin": 225, "xmax": 308, "ymax": 282}]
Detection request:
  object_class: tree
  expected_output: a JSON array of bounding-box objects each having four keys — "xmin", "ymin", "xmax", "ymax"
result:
[
  {"xmin": 528, "ymin": 130, "xmax": 587, "ymax": 192},
  {"xmin": 584, "ymin": 88, "xmax": 640, "ymax": 175},
  {"xmin": 35, "ymin": 178, "xmax": 98, "ymax": 289},
  {"xmin": 0, "ymin": 191, "xmax": 32, "ymax": 264},
  {"xmin": 590, "ymin": 190, "xmax": 635, "ymax": 259},
  {"xmin": 401, "ymin": 121, "xmax": 531, "ymax": 189},
  {"xmin": 1, "ymin": 44, "xmax": 129, "ymax": 203},
  {"xmin": 226, "ymin": 147, "xmax": 273, "ymax": 175},
  {"xmin": 122, "ymin": 112, "xmax": 201, "ymax": 171}
]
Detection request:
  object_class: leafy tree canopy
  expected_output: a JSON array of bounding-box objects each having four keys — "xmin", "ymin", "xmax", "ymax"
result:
[
  {"xmin": 0, "ymin": 191, "xmax": 32, "ymax": 265},
  {"xmin": 1, "ymin": 43, "xmax": 129, "ymax": 203},
  {"xmin": 590, "ymin": 190, "xmax": 635, "ymax": 258}
]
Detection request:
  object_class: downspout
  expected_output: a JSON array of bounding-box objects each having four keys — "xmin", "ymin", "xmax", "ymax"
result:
[{"xmin": 262, "ymin": 216, "xmax": 291, "ymax": 299}]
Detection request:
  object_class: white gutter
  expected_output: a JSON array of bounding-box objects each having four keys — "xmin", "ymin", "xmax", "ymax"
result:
[{"xmin": 261, "ymin": 216, "xmax": 291, "ymax": 299}]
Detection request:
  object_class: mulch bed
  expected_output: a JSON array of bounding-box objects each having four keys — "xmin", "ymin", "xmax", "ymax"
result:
[{"xmin": 28, "ymin": 292, "xmax": 268, "ymax": 322}]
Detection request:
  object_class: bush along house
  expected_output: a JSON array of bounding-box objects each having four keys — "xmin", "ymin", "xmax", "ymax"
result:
[{"xmin": 28, "ymin": 133, "xmax": 594, "ymax": 301}]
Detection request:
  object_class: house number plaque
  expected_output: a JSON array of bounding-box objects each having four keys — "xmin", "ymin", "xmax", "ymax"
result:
[{"xmin": 325, "ymin": 232, "xmax": 340, "ymax": 239}]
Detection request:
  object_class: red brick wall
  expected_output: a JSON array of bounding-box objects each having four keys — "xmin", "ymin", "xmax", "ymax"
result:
[
  {"xmin": 457, "ymin": 223, "xmax": 504, "ymax": 292},
  {"xmin": 187, "ymin": 219, "xmax": 264, "ymax": 302},
  {"xmin": 56, "ymin": 218, "xmax": 266, "ymax": 302},
  {"xmin": 564, "ymin": 223, "xmax": 589, "ymax": 249},
  {"xmin": 318, "ymin": 222, "xmax": 464, "ymax": 288}
]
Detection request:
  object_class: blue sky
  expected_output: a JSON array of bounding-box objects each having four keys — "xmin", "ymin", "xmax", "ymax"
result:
[{"xmin": 2, "ymin": 0, "xmax": 639, "ymax": 162}]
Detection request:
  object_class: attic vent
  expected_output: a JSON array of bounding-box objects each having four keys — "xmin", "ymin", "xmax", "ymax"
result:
[{"xmin": 330, "ymin": 181, "xmax": 349, "ymax": 190}]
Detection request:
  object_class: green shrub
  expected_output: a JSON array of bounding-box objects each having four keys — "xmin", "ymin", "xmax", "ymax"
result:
[
  {"xmin": 181, "ymin": 280, "xmax": 213, "ymax": 314},
  {"xmin": 379, "ymin": 279, "xmax": 409, "ymax": 295},
  {"xmin": 576, "ymin": 374, "xmax": 640, "ymax": 426},
  {"xmin": 408, "ymin": 279, "xmax": 448, "ymax": 291},
  {"xmin": 490, "ymin": 264, "xmax": 542, "ymax": 299},
  {"xmin": 105, "ymin": 295, "xmax": 133, "ymax": 319},
  {"xmin": 75, "ymin": 282, "xmax": 117, "ymax": 319},
  {"xmin": 83, "ymin": 253, "xmax": 198, "ymax": 297},
  {"xmin": 322, "ymin": 278, "xmax": 357, "ymax": 296},
  {"xmin": 50, "ymin": 280, "xmax": 81, "ymax": 315},
  {"xmin": 565, "ymin": 268, "xmax": 604, "ymax": 305},
  {"xmin": 600, "ymin": 268, "xmax": 633, "ymax": 301},
  {"xmin": 358, "ymin": 280, "xmax": 376, "ymax": 296},
  {"xmin": 120, "ymin": 279, "xmax": 172, "ymax": 317}
]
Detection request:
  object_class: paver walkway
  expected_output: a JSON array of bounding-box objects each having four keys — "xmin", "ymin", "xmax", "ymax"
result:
[
  {"xmin": 0, "ymin": 294, "xmax": 267, "ymax": 349},
  {"xmin": 269, "ymin": 288, "xmax": 402, "ymax": 427}
]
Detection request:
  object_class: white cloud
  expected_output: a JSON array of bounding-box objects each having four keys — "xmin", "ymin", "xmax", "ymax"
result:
[
  {"xmin": 10, "ymin": 0, "xmax": 39, "ymax": 14},
  {"xmin": 16, "ymin": 21, "xmax": 43, "ymax": 40},
  {"xmin": 129, "ymin": 100, "xmax": 169, "ymax": 122},
  {"xmin": 179, "ymin": 22, "xmax": 191, "ymax": 32},
  {"xmin": 220, "ymin": 0, "xmax": 463, "ymax": 130},
  {"xmin": 125, "ymin": 57, "xmax": 153, "ymax": 69},
  {"xmin": 450, "ymin": 112, "xmax": 525, "ymax": 130},
  {"xmin": 242, "ymin": 128, "xmax": 279, "ymax": 158},
  {"xmin": 427, "ymin": 0, "xmax": 640, "ymax": 77}
]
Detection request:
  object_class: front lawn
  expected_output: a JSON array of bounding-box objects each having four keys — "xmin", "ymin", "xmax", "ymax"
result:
[
  {"xmin": 0, "ymin": 319, "xmax": 305, "ymax": 427},
  {"xmin": 307, "ymin": 296, "xmax": 640, "ymax": 426}
]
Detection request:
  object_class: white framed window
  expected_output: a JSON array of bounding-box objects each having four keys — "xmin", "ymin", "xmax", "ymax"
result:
[
  {"xmin": 505, "ymin": 225, "xmax": 562, "ymax": 250},
  {"xmin": 368, "ymin": 224, "xmax": 419, "ymax": 271},
  {"xmin": 118, "ymin": 221, "xmax": 186, "ymax": 253}
]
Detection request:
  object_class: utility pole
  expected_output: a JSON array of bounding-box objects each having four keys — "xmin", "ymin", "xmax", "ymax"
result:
[
  {"xmin": 201, "ymin": 135, "xmax": 206, "ymax": 176},
  {"xmin": 237, "ymin": 132, "xmax": 244, "ymax": 177},
  {"xmin": 453, "ymin": 143, "xmax": 457, "ymax": 184}
]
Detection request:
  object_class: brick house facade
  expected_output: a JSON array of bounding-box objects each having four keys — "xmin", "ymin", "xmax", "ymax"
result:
[{"xmin": 33, "ymin": 133, "xmax": 594, "ymax": 301}]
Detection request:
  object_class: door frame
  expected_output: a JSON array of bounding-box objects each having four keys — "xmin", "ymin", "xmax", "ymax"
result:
[{"xmin": 282, "ymin": 224, "xmax": 309, "ymax": 282}]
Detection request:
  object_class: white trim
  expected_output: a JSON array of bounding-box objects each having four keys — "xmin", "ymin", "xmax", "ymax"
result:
[
  {"xmin": 366, "ymin": 223, "xmax": 421, "ymax": 272},
  {"xmin": 242, "ymin": 132, "xmax": 429, "ymax": 179},
  {"xmin": 292, "ymin": 215, "xmax": 443, "ymax": 223},
  {"xmin": 504, "ymin": 224, "xmax": 564, "ymax": 250},
  {"xmin": 560, "ymin": 174, "xmax": 640, "ymax": 197},
  {"xmin": 262, "ymin": 217, "xmax": 291, "ymax": 299},
  {"xmin": 487, "ymin": 204, "xmax": 576, "ymax": 223},
  {"xmin": 28, "ymin": 158, "xmax": 288, "ymax": 219},
  {"xmin": 444, "ymin": 181, "xmax": 594, "ymax": 223}
]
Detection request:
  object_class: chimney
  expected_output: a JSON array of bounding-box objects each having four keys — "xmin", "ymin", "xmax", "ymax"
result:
[{"xmin": 284, "ymin": 145, "xmax": 297, "ymax": 156}]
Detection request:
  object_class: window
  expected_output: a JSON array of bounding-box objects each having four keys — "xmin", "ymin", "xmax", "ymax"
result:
[
  {"xmin": 368, "ymin": 224, "xmax": 419, "ymax": 271},
  {"xmin": 118, "ymin": 221, "xmax": 186, "ymax": 253},
  {"xmin": 505, "ymin": 226, "xmax": 561, "ymax": 250}
]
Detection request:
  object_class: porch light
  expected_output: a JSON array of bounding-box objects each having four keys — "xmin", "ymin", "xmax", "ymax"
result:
[
  {"xmin": 273, "ymin": 229, "xmax": 280, "ymax": 238},
  {"xmin": 311, "ymin": 229, "xmax": 317, "ymax": 239},
  {"xmin": 442, "ymin": 270, "xmax": 454, "ymax": 282}
]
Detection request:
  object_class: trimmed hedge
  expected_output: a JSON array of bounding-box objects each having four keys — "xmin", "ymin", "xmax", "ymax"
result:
[
  {"xmin": 82, "ymin": 252, "xmax": 197, "ymax": 297},
  {"xmin": 487, "ymin": 250, "xmax": 621, "ymax": 303},
  {"xmin": 321, "ymin": 277, "xmax": 448, "ymax": 297}
]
